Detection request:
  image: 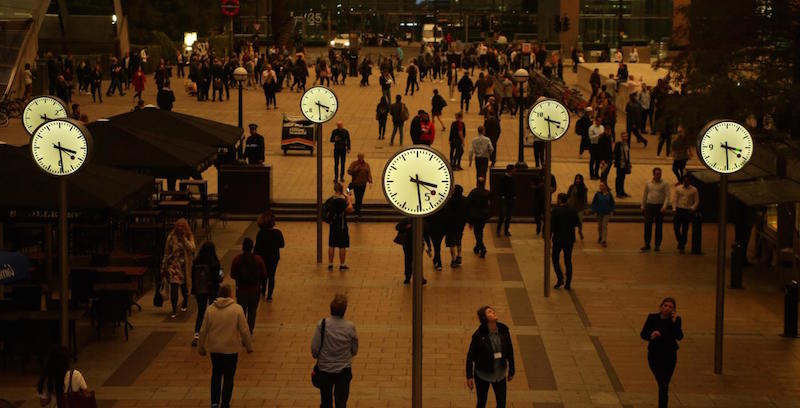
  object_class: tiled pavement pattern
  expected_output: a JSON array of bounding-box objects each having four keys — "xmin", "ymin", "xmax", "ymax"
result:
[
  {"xmin": 0, "ymin": 47, "xmax": 701, "ymax": 204},
  {"xmin": 2, "ymin": 219, "xmax": 800, "ymax": 407}
]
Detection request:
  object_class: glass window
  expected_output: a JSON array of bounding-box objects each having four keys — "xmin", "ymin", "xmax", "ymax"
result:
[{"xmin": 579, "ymin": 0, "xmax": 673, "ymax": 44}]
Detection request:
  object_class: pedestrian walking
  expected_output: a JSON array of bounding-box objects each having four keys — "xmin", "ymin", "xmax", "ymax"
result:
[
  {"xmin": 90, "ymin": 64, "xmax": 103, "ymax": 103},
  {"xmin": 419, "ymin": 112, "xmax": 436, "ymax": 145},
  {"xmin": 191, "ymin": 241, "xmax": 223, "ymax": 346},
  {"xmin": 625, "ymin": 94, "xmax": 648, "ymax": 147},
  {"xmin": 311, "ymin": 294, "xmax": 359, "ymax": 408},
  {"xmin": 431, "ymin": 89, "xmax": 448, "ymax": 131},
  {"xmin": 641, "ymin": 168, "xmax": 670, "ymax": 251},
  {"xmin": 496, "ymin": 165, "xmax": 515, "ymax": 236},
  {"xmin": 468, "ymin": 177, "xmax": 492, "ymax": 258},
  {"xmin": 254, "ymin": 211, "xmax": 285, "ymax": 302},
  {"xmin": 446, "ymin": 63, "xmax": 458, "ymax": 101},
  {"xmin": 458, "ymin": 71, "xmax": 474, "ymax": 112},
  {"xmin": 261, "ymin": 64, "xmax": 278, "ymax": 109},
  {"xmin": 379, "ymin": 69, "xmax": 393, "ymax": 102},
  {"xmin": 566, "ymin": 174, "xmax": 588, "ymax": 240},
  {"xmin": 106, "ymin": 57, "xmax": 125, "ymax": 96},
  {"xmin": 161, "ymin": 218, "xmax": 195, "ymax": 318},
  {"xmin": 551, "ymin": 193, "xmax": 580, "ymax": 290},
  {"xmin": 346, "ymin": 153, "xmax": 373, "ymax": 216},
  {"xmin": 445, "ymin": 185, "xmax": 468, "ymax": 267},
  {"xmin": 465, "ymin": 306, "xmax": 515, "ymax": 408},
  {"xmin": 640, "ymin": 297, "xmax": 683, "ymax": 408},
  {"xmin": 37, "ymin": 346, "xmax": 89, "ymax": 408},
  {"xmin": 469, "ymin": 126, "xmax": 494, "ymax": 180},
  {"xmin": 672, "ymin": 175, "xmax": 699, "ymax": 253},
  {"xmin": 395, "ymin": 218, "xmax": 427, "ymax": 284},
  {"xmin": 330, "ymin": 122, "xmax": 351, "ymax": 182},
  {"xmin": 598, "ymin": 127, "xmax": 614, "ymax": 181},
  {"xmin": 484, "ymin": 113, "xmax": 501, "ymax": 167},
  {"xmin": 449, "ymin": 111, "xmax": 466, "ymax": 170},
  {"xmin": 197, "ymin": 284, "xmax": 254, "ymax": 408},
  {"xmin": 590, "ymin": 181, "xmax": 616, "ymax": 246},
  {"xmin": 671, "ymin": 126, "xmax": 691, "ymax": 182},
  {"xmin": 405, "ymin": 61, "xmax": 419, "ymax": 95},
  {"xmin": 389, "ymin": 95, "xmax": 409, "ymax": 145},
  {"xmin": 230, "ymin": 238, "xmax": 267, "ymax": 334},
  {"xmin": 130, "ymin": 66, "xmax": 146, "ymax": 102},
  {"xmin": 588, "ymin": 117, "xmax": 604, "ymax": 179},
  {"xmin": 324, "ymin": 182, "xmax": 354, "ymax": 270},
  {"xmin": 613, "ymin": 132, "xmax": 632, "ymax": 197},
  {"xmin": 376, "ymin": 97, "xmax": 389, "ymax": 140}
]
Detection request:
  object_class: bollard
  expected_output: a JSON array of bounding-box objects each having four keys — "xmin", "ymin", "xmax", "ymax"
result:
[
  {"xmin": 730, "ymin": 242, "xmax": 744, "ymax": 289},
  {"xmin": 691, "ymin": 211, "xmax": 702, "ymax": 254},
  {"xmin": 784, "ymin": 281, "xmax": 799, "ymax": 338}
]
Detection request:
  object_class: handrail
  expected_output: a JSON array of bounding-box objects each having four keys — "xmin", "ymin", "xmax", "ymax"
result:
[{"xmin": 3, "ymin": 17, "xmax": 34, "ymax": 99}]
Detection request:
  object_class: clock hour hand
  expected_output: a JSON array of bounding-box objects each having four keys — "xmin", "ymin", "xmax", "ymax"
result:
[
  {"xmin": 409, "ymin": 176, "xmax": 438, "ymax": 189},
  {"xmin": 315, "ymin": 101, "xmax": 330, "ymax": 111},
  {"xmin": 544, "ymin": 116, "xmax": 562, "ymax": 128},
  {"xmin": 53, "ymin": 144, "xmax": 77, "ymax": 155},
  {"xmin": 41, "ymin": 114, "xmax": 50, "ymax": 120}
]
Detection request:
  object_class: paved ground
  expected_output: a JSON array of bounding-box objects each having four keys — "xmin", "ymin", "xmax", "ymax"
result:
[
  {"xmin": 0, "ymin": 47, "xmax": 700, "ymax": 204},
  {"xmin": 1, "ymin": 219, "xmax": 797, "ymax": 407}
]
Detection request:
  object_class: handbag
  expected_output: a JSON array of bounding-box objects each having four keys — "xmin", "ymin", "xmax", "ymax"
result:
[
  {"xmin": 58, "ymin": 370, "xmax": 98, "ymax": 408},
  {"xmin": 311, "ymin": 318, "xmax": 326, "ymax": 389},
  {"xmin": 158, "ymin": 277, "xmax": 170, "ymax": 302}
]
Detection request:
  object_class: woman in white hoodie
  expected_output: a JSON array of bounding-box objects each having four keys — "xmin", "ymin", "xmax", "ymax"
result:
[{"xmin": 198, "ymin": 285, "xmax": 253, "ymax": 408}]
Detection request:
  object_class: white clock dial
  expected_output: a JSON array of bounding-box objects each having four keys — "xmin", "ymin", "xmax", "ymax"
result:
[
  {"xmin": 382, "ymin": 146, "xmax": 453, "ymax": 216},
  {"xmin": 300, "ymin": 86, "xmax": 339, "ymax": 123},
  {"xmin": 528, "ymin": 98, "xmax": 570, "ymax": 141},
  {"xmin": 697, "ymin": 120, "xmax": 753, "ymax": 174},
  {"xmin": 30, "ymin": 119, "xmax": 92, "ymax": 176},
  {"xmin": 23, "ymin": 96, "xmax": 68, "ymax": 136}
]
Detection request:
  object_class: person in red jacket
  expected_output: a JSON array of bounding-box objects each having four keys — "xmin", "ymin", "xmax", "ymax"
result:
[
  {"xmin": 132, "ymin": 66, "xmax": 146, "ymax": 102},
  {"xmin": 230, "ymin": 238, "xmax": 267, "ymax": 334},
  {"xmin": 419, "ymin": 112, "xmax": 435, "ymax": 145}
]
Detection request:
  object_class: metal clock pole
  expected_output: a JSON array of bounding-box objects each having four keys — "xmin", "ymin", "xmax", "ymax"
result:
[
  {"xmin": 714, "ymin": 173, "xmax": 728, "ymax": 374},
  {"xmin": 316, "ymin": 122, "xmax": 323, "ymax": 263},
  {"xmin": 412, "ymin": 216, "xmax": 423, "ymax": 407},
  {"xmin": 543, "ymin": 142, "xmax": 552, "ymax": 298},
  {"xmin": 59, "ymin": 177, "xmax": 69, "ymax": 347}
]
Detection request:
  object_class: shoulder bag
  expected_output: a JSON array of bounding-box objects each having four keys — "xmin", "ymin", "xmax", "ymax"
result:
[
  {"xmin": 58, "ymin": 370, "xmax": 98, "ymax": 408},
  {"xmin": 311, "ymin": 318, "xmax": 326, "ymax": 389}
]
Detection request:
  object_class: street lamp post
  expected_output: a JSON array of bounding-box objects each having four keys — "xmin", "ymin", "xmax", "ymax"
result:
[
  {"xmin": 513, "ymin": 68, "xmax": 529, "ymax": 169},
  {"xmin": 233, "ymin": 67, "xmax": 248, "ymax": 129}
]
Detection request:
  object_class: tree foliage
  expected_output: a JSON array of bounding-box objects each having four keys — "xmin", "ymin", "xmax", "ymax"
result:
[
  {"xmin": 665, "ymin": 0, "xmax": 800, "ymax": 139},
  {"xmin": 124, "ymin": 0, "xmax": 227, "ymax": 42}
]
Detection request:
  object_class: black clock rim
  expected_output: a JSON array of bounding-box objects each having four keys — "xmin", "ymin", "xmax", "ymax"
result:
[
  {"xmin": 29, "ymin": 117, "xmax": 94, "ymax": 177},
  {"xmin": 22, "ymin": 95, "xmax": 69, "ymax": 136},
  {"xmin": 696, "ymin": 119, "xmax": 753, "ymax": 175},
  {"xmin": 381, "ymin": 145, "xmax": 455, "ymax": 218},
  {"xmin": 299, "ymin": 85, "xmax": 339, "ymax": 124},
  {"xmin": 528, "ymin": 98, "xmax": 572, "ymax": 142}
]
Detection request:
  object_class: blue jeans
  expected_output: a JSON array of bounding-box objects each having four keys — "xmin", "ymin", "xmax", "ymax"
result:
[{"xmin": 390, "ymin": 122, "xmax": 404, "ymax": 145}]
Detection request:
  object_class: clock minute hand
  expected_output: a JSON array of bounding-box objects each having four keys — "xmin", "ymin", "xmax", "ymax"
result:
[
  {"xmin": 415, "ymin": 174, "xmax": 423, "ymax": 211},
  {"xmin": 410, "ymin": 176, "xmax": 438, "ymax": 189},
  {"xmin": 52, "ymin": 144, "xmax": 77, "ymax": 155},
  {"xmin": 54, "ymin": 142, "xmax": 64, "ymax": 172},
  {"xmin": 544, "ymin": 116, "xmax": 562, "ymax": 128},
  {"xmin": 316, "ymin": 101, "xmax": 330, "ymax": 111}
]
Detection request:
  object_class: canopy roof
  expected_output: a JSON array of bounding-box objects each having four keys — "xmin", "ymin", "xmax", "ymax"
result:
[{"xmin": 107, "ymin": 107, "xmax": 242, "ymax": 147}]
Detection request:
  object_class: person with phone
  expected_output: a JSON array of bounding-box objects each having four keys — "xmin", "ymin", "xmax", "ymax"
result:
[
  {"xmin": 324, "ymin": 182, "xmax": 355, "ymax": 270},
  {"xmin": 640, "ymin": 297, "xmax": 683, "ymax": 408}
]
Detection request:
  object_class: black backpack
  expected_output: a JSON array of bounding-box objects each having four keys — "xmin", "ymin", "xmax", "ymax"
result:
[{"xmin": 322, "ymin": 197, "xmax": 336, "ymax": 224}]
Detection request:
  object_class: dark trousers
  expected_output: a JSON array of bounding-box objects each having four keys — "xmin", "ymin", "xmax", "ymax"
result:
[
  {"xmin": 533, "ymin": 141, "xmax": 545, "ymax": 168},
  {"xmin": 644, "ymin": 204, "xmax": 665, "ymax": 248},
  {"xmin": 499, "ymin": 98, "xmax": 515, "ymax": 115},
  {"xmin": 260, "ymin": 258, "xmax": 279, "ymax": 299},
  {"xmin": 213, "ymin": 87, "xmax": 224, "ymax": 101},
  {"xmin": 378, "ymin": 118, "xmax": 387, "ymax": 139},
  {"xmin": 236, "ymin": 291, "xmax": 259, "ymax": 334},
  {"xmin": 475, "ymin": 157, "xmax": 489, "ymax": 180},
  {"xmin": 333, "ymin": 150, "xmax": 347, "ymax": 180},
  {"xmin": 266, "ymin": 91, "xmax": 276, "ymax": 108},
  {"xmin": 475, "ymin": 376, "xmax": 507, "ymax": 408},
  {"xmin": 657, "ymin": 133, "xmax": 672, "ymax": 156},
  {"xmin": 390, "ymin": 122, "xmax": 404, "ymax": 144},
  {"xmin": 91, "ymin": 83, "xmax": 103, "ymax": 102},
  {"xmin": 450, "ymin": 143, "xmax": 463, "ymax": 167},
  {"xmin": 648, "ymin": 351, "xmax": 677, "ymax": 408},
  {"xmin": 170, "ymin": 283, "xmax": 188, "ymax": 314},
  {"xmin": 318, "ymin": 367, "xmax": 352, "ymax": 408},
  {"xmin": 588, "ymin": 147, "xmax": 600, "ymax": 178},
  {"xmin": 473, "ymin": 221, "xmax": 486, "ymax": 252},
  {"xmin": 352, "ymin": 184, "xmax": 366, "ymax": 215},
  {"xmin": 106, "ymin": 78, "xmax": 124, "ymax": 96},
  {"xmin": 627, "ymin": 123, "xmax": 646, "ymax": 144},
  {"xmin": 674, "ymin": 208, "xmax": 692, "ymax": 249},
  {"xmin": 194, "ymin": 294, "xmax": 211, "ymax": 333},
  {"xmin": 430, "ymin": 232, "xmax": 444, "ymax": 266},
  {"xmin": 615, "ymin": 168, "xmax": 627, "ymax": 196},
  {"xmin": 177, "ymin": 64, "xmax": 185, "ymax": 78},
  {"xmin": 210, "ymin": 353, "xmax": 238, "ymax": 408},
  {"xmin": 497, "ymin": 197, "xmax": 512, "ymax": 234},
  {"xmin": 552, "ymin": 241, "xmax": 574, "ymax": 286},
  {"xmin": 461, "ymin": 95, "xmax": 471, "ymax": 112},
  {"xmin": 405, "ymin": 77, "xmax": 418, "ymax": 95},
  {"xmin": 672, "ymin": 159, "xmax": 687, "ymax": 182},
  {"xmin": 403, "ymin": 242, "xmax": 413, "ymax": 281}
]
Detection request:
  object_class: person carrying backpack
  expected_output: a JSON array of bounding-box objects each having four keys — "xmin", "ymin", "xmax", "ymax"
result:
[
  {"xmin": 230, "ymin": 238, "xmax": 267, "ymax": 334},
  {"xmin": 192, "ymin": 241, "xmax": 223, "ymax": 346}
]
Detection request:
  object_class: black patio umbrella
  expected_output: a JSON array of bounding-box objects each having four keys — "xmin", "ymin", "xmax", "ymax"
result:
[
  {"xmin": 87, "ymin": 118, "xmax": 218, "ymax": 179},
  {"xmin": 0, "ymin": 145, "xmax": 153, "ymax": 212},
  {"xmin": 108, "ymin": 107, "xmax": 242, "ymax": 147}
]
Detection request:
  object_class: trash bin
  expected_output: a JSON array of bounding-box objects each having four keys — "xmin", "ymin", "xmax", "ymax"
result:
[
  {"xmin": 784, "ymin": 281, "xmax": 799, "ymax": 338},
  {"xmin": 730, "ymin": 242, "xmax": 744, "ymax": 289},
  {"xmin": 691, "ymin": 211, "xmax": 702, "ymax": 254}
]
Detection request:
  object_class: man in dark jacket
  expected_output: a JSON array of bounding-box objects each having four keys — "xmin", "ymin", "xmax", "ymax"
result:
[
  {"xmin": 330, "ymin": 121, "xmax": 351, "ymax": 182},
  {"xmin": 457, "ymin": 71, "xmax": 474, "ymax": 112},
  {"xmin": 449, "ymin": 112, "xmax": 466, "ymax": 169},
  {"xmin": 551, "ymin": 193, "xmax": 580, "ymax": 289},
  {"xmin": 244, "ymin": 123, "xmax": 265, "ymax": 165},
  {"xmin": 496, "ymin": 165, "xmax": 515, "ymax": 236},
  {"xmin": 389, "ymin": 95, "xmax": 409, "ymax": 145},
  {"xmin": 625, "ymin": 94, "xmax": 648, "ymax": 147},
  {"xmin": 156, "ymin": 80, "xmax": 176, "ymax": 111},
  {"xmin": 483, "ymin": 113, "xmax": 501, "ymax": 167},
  {"xmin": 468, "ymin": 177, "xmax": 492, "ymax": 258},
  {"xmin": 576, "ymin": 107, "xmax": 593, "ymax": 157},
  {"xmin": 409, "ymin": 110, "xmax": 424, "ymax": 145}
]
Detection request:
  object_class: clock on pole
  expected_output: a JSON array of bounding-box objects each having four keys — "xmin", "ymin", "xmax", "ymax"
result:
[
  {"xmin": 22, "ymin": 95, "xmax": 68, "ymax": 136},
  {"xmin": 30, "ymin": 118, "xmax": 92, "ymax": 176}
]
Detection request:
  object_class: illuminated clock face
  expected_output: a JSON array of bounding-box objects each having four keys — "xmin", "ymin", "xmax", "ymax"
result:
[
  {"xmin": 382, "ymin": 146, "xmax": 453, "ymax": 216},
  {"xmin": 528, "ymin": 98, "xmax": 570, "ymax": 141},
  {"xmin": 23, "ymin": 96, "xmax": 68, "ymax": 135},
  {"xmin": 697, "ymin": 120, "xmax": 753, "ymax": 174},
  {"xmin": 30, "ymin": 119, "xmax": 91, "ymax": 176},
  {"xmin": 300, "ymin": 86, "xmax": 338, "ymax": 123}
]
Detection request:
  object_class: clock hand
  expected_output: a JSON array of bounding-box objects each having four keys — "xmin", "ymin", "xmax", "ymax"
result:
[
  {"xmin": 41, "ymin": 114, "xmax": 50, "ymax": 120},
  {"xmin": 409, "ymin": 176, "xmax": 438, "ymax": 189},
  {"xmin": 544, "ymin": 116, "xmax": 562, "ymax": 128},
  {"xmin": 547, "ymin": 119, "xmax": 552, "ymax": 138},
  {"xmin": 52, "ymin": 144, "xmax": 77, "ymax": 155},
  {"xmin": 723, "ymin": 142, "xmax": 730, "ymax": 170},
  {"xmin": 415, "ymin": 174, "xmax": 423, "ymax": 211},
  {"xmin": 55, "ymin": 142, "xmax": 64, "ymax": 172},
  {"xmin": 315, "ymin": 101, "xmax": 330, "ymax": 111}
]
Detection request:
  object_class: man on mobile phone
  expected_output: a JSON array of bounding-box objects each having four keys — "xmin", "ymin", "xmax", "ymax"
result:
[{"xmin": 347, "ymin": 153, "xmax": 373, "ymax": 218}]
